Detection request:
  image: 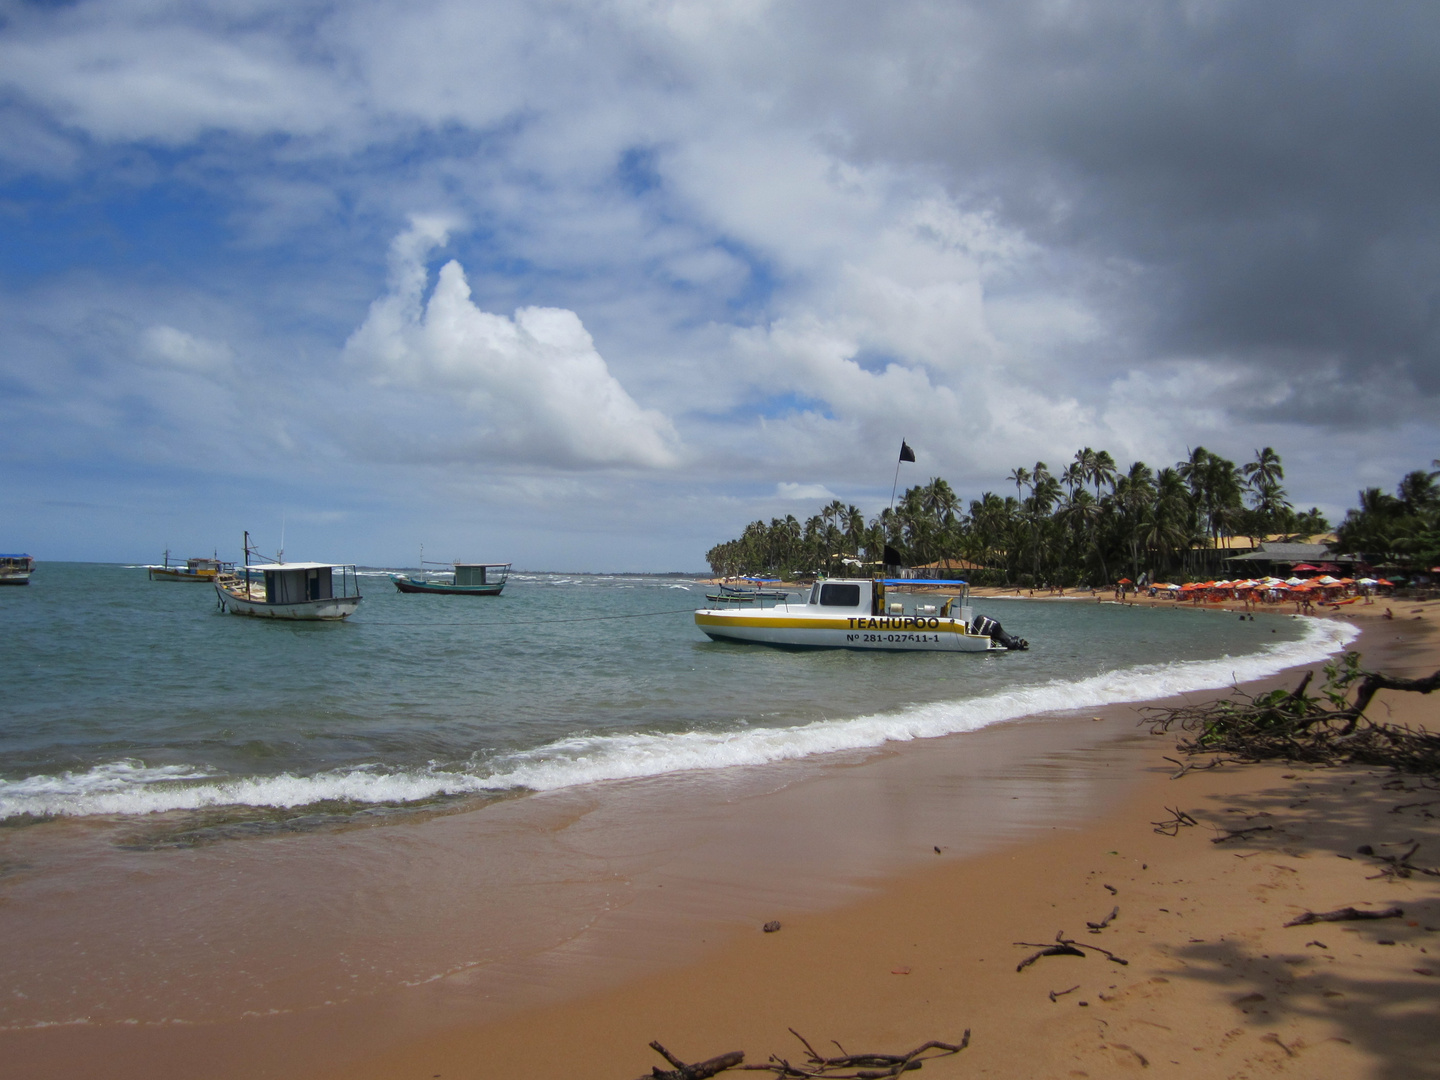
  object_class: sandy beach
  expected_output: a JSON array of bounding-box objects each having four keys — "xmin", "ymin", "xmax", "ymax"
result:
[
  {"xmin": 4, "ymin": 600, "xmax": 1437, "ymax": 1080},
  {"xmin": 320, "ymin": 602, "xmax": 1439, "ymax": 1080}
]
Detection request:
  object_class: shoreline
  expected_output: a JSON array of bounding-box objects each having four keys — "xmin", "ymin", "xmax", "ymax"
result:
[{"xmin": 2, "ymin": 604, "xmax": 1433, "ymax": 1077}]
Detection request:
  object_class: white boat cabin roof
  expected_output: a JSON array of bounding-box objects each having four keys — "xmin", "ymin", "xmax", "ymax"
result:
[{"xmin": 245, "ymin": 562, "xmax": 351, "ymax": 572}]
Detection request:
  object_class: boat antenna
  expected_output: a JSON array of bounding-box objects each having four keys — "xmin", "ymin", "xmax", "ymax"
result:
[{"xmin": 278, "ymin": 515, "xmax": 286, "ymax": 565}]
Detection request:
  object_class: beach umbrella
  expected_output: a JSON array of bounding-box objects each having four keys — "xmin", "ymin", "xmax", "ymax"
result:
[
  {"xmin": 1285, "ymin": 576, "xmax": 1304, "ymax": 586},
  {"xmin": 1291, "ymin": 563, "xmax": 1321, "ymax": 572},
  {"xmin": 1118, "ymin": 577, "xmax": 1133, "ymax": 584},
  {"xmin": 1378, "ymin": 578, "xmax": 1394, "ymax": 586},
  {"xmin": 1358, "ymin": 577, "xmax": 1378, "ymax": 585},
  {"xmin": 1317, "ymin": 575, "xmax": 1340, "ymax": 585}
]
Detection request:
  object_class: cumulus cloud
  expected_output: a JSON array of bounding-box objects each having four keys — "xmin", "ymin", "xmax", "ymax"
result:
[
  {"xmin": 4, "ymin": 0, "xmax": 1440, "ymax": 564},
  {"xmin": 775, "ymin": 482, "xmax": 835, "ymax": 501},
  {"xmin": 344, "ymin": 218, "xmax": 680, "ymax": 469}
]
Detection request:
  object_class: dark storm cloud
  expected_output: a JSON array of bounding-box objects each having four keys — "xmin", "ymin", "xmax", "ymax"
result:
[{"xmin": 787, "ymin": 1, "xmax": 1440, "ymax": 401}]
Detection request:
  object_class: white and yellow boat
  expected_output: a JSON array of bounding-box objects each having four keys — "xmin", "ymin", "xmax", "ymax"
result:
[{"xmin": 694, "ymin": 578, "xmax": 1028, "ymax": 652}]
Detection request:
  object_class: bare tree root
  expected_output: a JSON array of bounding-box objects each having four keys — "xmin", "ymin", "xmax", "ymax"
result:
[{"xmin": 1142, "ymin": 653, "xmax": 1440, "ymax": 773}]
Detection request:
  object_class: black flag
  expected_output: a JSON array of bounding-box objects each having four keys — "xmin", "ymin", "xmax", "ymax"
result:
[{"xmin": 898, "ymin": 440, "xmax": 916, "ymax": 462}]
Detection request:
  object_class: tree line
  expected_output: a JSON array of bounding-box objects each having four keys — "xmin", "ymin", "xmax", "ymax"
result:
[
  {"xmin": 706, "ymin": 446, "xmax": 1347, "ymax": 585},
  {"xmin": 1334, "ymin": 461, "xmax": 1440, "ymax": 573}
]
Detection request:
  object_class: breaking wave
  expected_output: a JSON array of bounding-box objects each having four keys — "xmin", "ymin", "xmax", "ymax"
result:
[{"xmin": 0, "ymin": 618, "xmax": 1358, "ymax": 820}]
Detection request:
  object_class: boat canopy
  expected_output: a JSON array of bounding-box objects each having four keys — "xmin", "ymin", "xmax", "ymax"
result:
[
  {"xmin": 880, "ymin": 578, "xmax": 968, "ymax": 586},
  {"xmin": 454, "ymin": 562, "xmax": 509, "ymax": 587},
  {"xmin": 244, "ymin": 561, "xmax": 350, "ymax": 571}
]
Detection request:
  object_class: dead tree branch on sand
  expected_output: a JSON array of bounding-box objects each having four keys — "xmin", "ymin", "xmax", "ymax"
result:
[
  {"xmin": 1142, "ymin": 652, "xmax": 1440, "ymax": 773},
  {"xmin": 634, "ymin": 1031, "xmax": 970, "ymax": 1079},
  {"xmin": 1015, "ymin": 931, "xmax": 1129, "ymax": 971},
  {"xmin": 1283, "ymin": 906, "xmax": 1404, "ymax": 928}
]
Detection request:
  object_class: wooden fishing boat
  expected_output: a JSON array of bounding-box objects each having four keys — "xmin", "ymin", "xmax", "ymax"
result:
[
  {"xmin": 215, "ymin": 533, "xmax": 362, "ymax": 620},
  {"xmin": 149, "ymin": 551, "xmax": 229, "ymax": 582},
  {"xmin": 694, "ymin": 578, "xmax": 1028, "ymax": 652},
  {"xmin": 713, "ymin": 580, "xmax": 790, "ymax": 600},
  {"xmin": 391, "ymin": 562, "xmax": 510, "ymax": 596},
  {"xmin": 0, "ymin": 554, "xmax": 34, "ymax": 585}
]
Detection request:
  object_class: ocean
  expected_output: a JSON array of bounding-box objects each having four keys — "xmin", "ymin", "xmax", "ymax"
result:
[
  {"xmin": 1, "ymin": 562, "xmax": 1357, "ymax": 827},
  {"xmin": 0, "ymin": 562, "xmax": 1366, "ymax": 1034}
]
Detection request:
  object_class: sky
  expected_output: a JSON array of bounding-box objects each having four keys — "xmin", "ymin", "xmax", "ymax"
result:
[{"xmin": 2, "ymin": 0, "xmax": 1438, "ymax": 571}]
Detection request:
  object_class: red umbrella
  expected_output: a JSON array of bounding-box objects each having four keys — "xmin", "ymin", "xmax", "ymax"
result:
[
  {"xmin": 1118, "ymin": 577, "xmax": 1133, "ymax": 584},
  {"xmin": 1290, "ymin": 563, "xmax": 1322, "ymax": 572}
]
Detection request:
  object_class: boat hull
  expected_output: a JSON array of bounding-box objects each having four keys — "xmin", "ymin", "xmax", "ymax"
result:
[
  {"xmin": 149, "ymin": 569, "xmax": 216, "ymax": 582},
  {"xmin": 391, "ymin": 576, "xmax": 504, "ymax": 596},
  {"xmin": 0, "ymin": 574, "xmax": 31, "ymax": 586},
  {"xmin": 216, "ymin": 584, "xmax": 361, "ymax": 621},
  {"xmin": 694, "ymin": 610, "xmax": 1001, "ymax": 652}
]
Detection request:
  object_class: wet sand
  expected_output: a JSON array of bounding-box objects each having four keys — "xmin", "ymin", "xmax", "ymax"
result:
[{"xmin": 2, "ymin": 603, "xmax": 1435, "ymax": 1079}]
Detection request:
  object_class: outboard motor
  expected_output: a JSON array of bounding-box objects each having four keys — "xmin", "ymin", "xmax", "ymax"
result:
[{"xmin": 971, "ymin": 613, "xmax": 1029, "ymax": 651}]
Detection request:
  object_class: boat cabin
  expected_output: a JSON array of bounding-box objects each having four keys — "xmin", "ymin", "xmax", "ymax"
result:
[
  {"xmin": 454, "ymin": 563, "xmax": 510, "ymax": 588},
  {"xmin": 245, "ymin": 562, "xmax": 361, "ymax": 604},
  {"xmin": 802, "ymin": 577, "xmax": 972, "ymax": 622}
]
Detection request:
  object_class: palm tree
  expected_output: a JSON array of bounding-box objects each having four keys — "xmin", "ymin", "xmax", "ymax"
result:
[
  {"xmin": 1114, "ymin": 461, "xmax": 1155, "ymax": 582},
  {"xmin": 1091, "ymin": 450, "xmax": 1118, "ymax": 499},
  {"xmin": 1062, "ymin": 461, "xmax": 1085, "ymax": 499},
  {"xmin": 1244, "ymin": 447, "xmax": 1284, "ymax": 489},
  {"xmin": 1007, "ymin": 466, "xmax": 1031, "ymax": 507}
]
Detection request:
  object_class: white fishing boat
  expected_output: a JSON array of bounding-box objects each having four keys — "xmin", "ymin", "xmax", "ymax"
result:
[
  {"xmin": 694, "ymin": 578, "xmax": 1028, "ymax": 652},
  {"xmin": 215, "ymin": 533, "xmax": 362, "ymax": 620}
]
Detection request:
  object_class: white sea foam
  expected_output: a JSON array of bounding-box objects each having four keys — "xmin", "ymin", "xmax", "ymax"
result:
[{"xmin": 0, "ymin": 618, "xmax": 1358, "ymax": 820}]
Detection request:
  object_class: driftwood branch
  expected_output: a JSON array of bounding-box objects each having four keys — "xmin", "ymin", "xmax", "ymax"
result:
[
  {"xmin": 1086, "ymin": 906, "xmax": 1119, "ymax": 932},
  {"xmin": 638, "ymin": 1044, "xmax": 745, "ymax": 1080},
  {"xmin": 1283, "ymin": 905, "xmax": 1405, "ymax": 928},
  {"xmin": 1151, "ymin": 807, "xmax": 1198, "ymax": 835},
  {"xmin": 1016, "ymin": 931, "xmax": 1129, "ymax": 971},
  {"xmin": 734, "ymin": 1031, "xmax": 970, "ymax": 1078},
  {"xmin": 1211, "ymin": 824, "xmax": 1274, "ymax": 844},
  {"xmin": 1143, "ymin": 655, "xmax": 1440, "ymax": 774},
  {"xmin": 1360, "ymin": 841, "xmax": 1440, "ymax": 880}
]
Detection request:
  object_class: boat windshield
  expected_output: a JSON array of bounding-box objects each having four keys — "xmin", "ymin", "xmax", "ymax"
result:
[{"xmin": 818, "ymin": 583, "xmax": 862, "ymax": 607}]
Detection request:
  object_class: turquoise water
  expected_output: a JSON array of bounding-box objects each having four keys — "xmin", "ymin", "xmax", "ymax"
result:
[{"xmin": 0, "ymin": 563, "xmax": 1355, "ymax": 822}]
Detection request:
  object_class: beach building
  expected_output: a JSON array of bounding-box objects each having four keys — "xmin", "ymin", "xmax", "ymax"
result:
[
  {"xmin": 903, "ymin": 558, "xmax": 993, "ymax": 581},
  {"xmin": 1225, "ymin": 539, "xmax": 1355, "ymax": 576}
]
